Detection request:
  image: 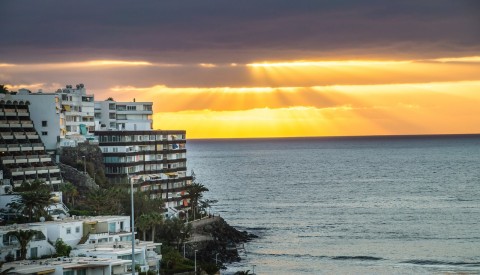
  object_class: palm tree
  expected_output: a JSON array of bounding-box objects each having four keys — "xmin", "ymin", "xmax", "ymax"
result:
[
  {"xmin": 7, "ymin": 180, "xmax": 52, "ymax": 222},
  {"xmin": 149, "ymin": 212, "xmax": 163, "ymax": 242},
  {"xmin": 136, "ymin": 214, "xmax": 151, "ymax": 241},
  {"xmin": 186, "ymin": 182, "xmax": 209, "ymax": 220},
  {"xmin": 60, "ymin": 182, "xmax": 79, "ymax": 207},
  {"xmin": 6, "ymin": 230, "xmax": 41, "ymax": 260}
]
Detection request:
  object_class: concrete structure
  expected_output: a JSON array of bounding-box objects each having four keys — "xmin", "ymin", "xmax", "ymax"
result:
[
  {"xmin": 40, "ymin": 216, "xmax": 132, "ymax": 247},
  {"xmin": 0, "ymin": 96, "xmax": 63, "ymax": 188},
  {"xmin": 72, "ymin": 240, "xmax": 162, "ymax": 273},
  {"xmin": 94, "ymin": 99, "xmax": 153, "ymax": 131},
  {"xmin": 9, "ymin": 90, "xmax": 64, "ymax": 152},
  {"xmin": 2, "ymin": 257, "xmax": 132, "ymax": 275},
  {"xmin": 0, "ymin": 223, "xmax": 55, "ymax": 261},
  {"xmin": 0, "ymin": 215, "xmax": 161, "ymax": 273},
  {"xmin": 10, "ymin": 84, "xmax": 96, "ymax": 153},
  {"xmin": 94, "ymin": 130, "xmax": 191, "ymax": 211}
]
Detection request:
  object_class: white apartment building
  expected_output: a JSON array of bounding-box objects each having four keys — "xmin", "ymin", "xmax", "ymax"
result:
[
  {"xmin": 3, "ymin": 257, "xmax": 133, "ymax": 275},
  {"xmin": 10, "ymin": 84, "xmax": 95, "ymax": 153},
  {"xmin": 0, "ymin": 97, "xmax": 63, "ymax": 188},
  {"xmin": 94, "ymin": 99, "xmax": 153, "ymax": 131},
  {"xmin": 10, "ymin": 90, "xmax": 64, "ymax": 152}
]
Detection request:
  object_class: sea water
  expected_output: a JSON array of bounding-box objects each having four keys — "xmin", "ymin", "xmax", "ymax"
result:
[{"xmin": 186, "ymin": 135, "xmax": 480, "ymax": 274}]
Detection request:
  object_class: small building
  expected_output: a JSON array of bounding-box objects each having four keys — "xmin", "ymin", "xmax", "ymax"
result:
[
  {"xmin": 2, "ymin": 257, "xmax": 132, "ymax": 275},
  {"xmin": 0, "ymin": 223, "xmax": 55, "ymax": 261}
]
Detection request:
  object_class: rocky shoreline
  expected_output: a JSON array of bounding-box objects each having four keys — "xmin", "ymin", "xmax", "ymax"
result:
[{"xmin": 188, "ymin": 216, "xmax": 257, "ymax": 267}]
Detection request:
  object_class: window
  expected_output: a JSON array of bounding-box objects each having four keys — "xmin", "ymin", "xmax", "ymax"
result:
[
  {"xmin": 75, "ymin": 226, "xmax": 80, "ymax": 233},
  {"xmin": 144, "ymin": 104, "xmax": 152, "ymax": 111},
  {"xmin": 109, "ymin": 113, "xmax": 116, "ymax": 119},
  {"xmin": 66, "ymin": 227, "xmax": 71, "ymax": 234},
  {"xmin": 41, "ymin": 121, "xmax": 47, "ymax": 127},
  {"xmin": 127, "ymin": 105, "xmax": 136, "ymax": 111},
  {"xmin": 42, "ymin": 131, "xmax": 48, "ymax": 136}
]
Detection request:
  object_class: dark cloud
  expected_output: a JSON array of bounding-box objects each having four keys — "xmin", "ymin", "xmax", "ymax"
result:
[{"xmin": 1, "ymin": 0, "xmax": 479, "ymax": 63}]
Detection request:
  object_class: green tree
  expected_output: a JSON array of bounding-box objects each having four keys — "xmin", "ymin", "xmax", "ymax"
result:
[
  {"xmin": 8, "ymin": 180, "xmax": 52, "ymax": 222},
  {"xmin": 60, "ymin": 182, "xmax": 79, "ymax": 207},
  {"xmin": 148, "ymin": 212, "xmax": 163, "ymax": 242},
  {"xmin": 186, "ymin": 182, "xmax": 209, "ymax": 220},
  {"xmin": 156, "ymin": 218, "xmax": 191, "ymax": 249},
  {"xmin": 136, "ymin": 214, "xmax": 152, "ymax": 241},
  {"xmin": 234, "ymin": 270, "xmax": 252, "ymax": 275},
  {"xmin": 6, "ymin": 230, "xmax": 42, "ymax": 260},
  {"xmin": 54, "ymin": 239, "xmax": 72, "ymax": 257},
  {"xmin": 0, "ymin": 85, "xmax": 9, "ymax": 94}
]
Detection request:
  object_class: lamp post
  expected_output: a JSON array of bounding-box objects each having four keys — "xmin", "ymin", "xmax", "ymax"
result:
[
  {"xmin": 215, "ymin": 253, "xmax": 219, "ymax": 265},
  {"xmin": 194, "ymin": 250, "xmax": 198, "ymax": 274},
  {"xmin": 129, "ymin": 171, "xmax": 135, "ymax": 275},
  {"xmin": 253, "ymin": 264, "xmax": 256, "ymax": 275}
]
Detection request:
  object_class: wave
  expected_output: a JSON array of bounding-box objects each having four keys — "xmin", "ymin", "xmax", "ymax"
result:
[
  {"xmin": 401, "ymin": 259, "xmax": 480, "ymax": 267},
  {"xmin": 331, "ymin": 256, "xmax": 384, "ymax": 261},
  {"xmin": 248, "ymin": 252, "xmax": 383, "ymax": 262}
]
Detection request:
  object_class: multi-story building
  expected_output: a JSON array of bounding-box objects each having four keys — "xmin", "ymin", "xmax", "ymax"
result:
[
  {"xmin": 10, "ymin": 89, "xmax": 64, "ymax": 152},
  {"xmin": 0, "ymin": 223, "xmax": 54, "ymax": 261},
  {"xmin": 0, "ymin": 96, "xmax": 62, "ymax": 188},
  {"xmin": 94, "ymin": 99, "xmax": 153, "ymax": 131},
  {"xmin": 95, "ymin": 130, "xmax": 191, "ymax": 211},
  {"xmin": 57, "ymin": 84, "xmax": 95, "ymax": 137},
  {"xmin": 11, "ymin": 84, "xmax": 95, "ymax": 153}
]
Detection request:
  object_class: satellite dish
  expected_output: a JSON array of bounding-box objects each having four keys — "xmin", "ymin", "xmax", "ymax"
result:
[
  {"xmin": 40, "ymin": 217, "xmax": 46, "ymax": 222},
  {"xmin": 59, "ymin": 214, "xmax": 66, "ymax": 220}
]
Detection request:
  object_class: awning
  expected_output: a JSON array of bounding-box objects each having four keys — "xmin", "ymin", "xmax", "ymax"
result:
[
  {"xmin": 164, "ymin": 172, "xmax": 177, "ymax": 177},
  {"xmin": 62, "ymin": 105, "xmax": 71, "ymax": 111}
]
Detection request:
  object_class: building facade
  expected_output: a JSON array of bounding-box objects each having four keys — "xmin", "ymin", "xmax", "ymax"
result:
[
  {"xmin": 94, "ymin": 99, "xmax": 153, "ymax": 131},
  {"xmin": 0, "ymin": 96, "xmax": 62, "ymax": 188},
  {"xmin": 11, "ymin": 84, "xmax": 95, "ymax": 153},
  {"xmin": 95, "ymin": 130, "xmax": 191, "ymax": 210}
]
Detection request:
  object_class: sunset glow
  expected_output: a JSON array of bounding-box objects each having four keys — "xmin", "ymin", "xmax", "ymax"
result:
[{"xmin": 2, "ymin": 1, "xmax": 480, "ymax": 139}]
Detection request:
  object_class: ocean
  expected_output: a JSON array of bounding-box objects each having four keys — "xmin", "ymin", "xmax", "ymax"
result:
[{"xmin": 186, "ymin": 135, "xmax": 480, "ymax": 274}]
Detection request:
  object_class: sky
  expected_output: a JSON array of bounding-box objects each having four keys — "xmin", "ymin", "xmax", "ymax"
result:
[{"xmin": 1, "ymin": 0, "xmax": 480, "ymax": 138}]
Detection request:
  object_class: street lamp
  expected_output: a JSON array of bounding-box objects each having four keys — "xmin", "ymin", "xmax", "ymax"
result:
[
  {"xmin": 253, "ymin": 264, "xmax": 256, "ymax": 275},
  {"xmin": 194, "ymin": 250, "xmax": 198, "ymax": 274},
  {"xmin": 215, "ymin": 253, "xmax": 219, "ymax": 266},
  {"xmin": 81, "ymin": 156, "xmax": 86, "ymax": 175},
  {"xmin": 129, "ymin": 171, "xmax": 135, "ymax": 275}
]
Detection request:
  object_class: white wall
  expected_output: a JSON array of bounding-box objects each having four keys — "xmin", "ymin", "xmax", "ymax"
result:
[{"xmin": 11, "ymin": 93, "xmax": 61, "ymax": 151}]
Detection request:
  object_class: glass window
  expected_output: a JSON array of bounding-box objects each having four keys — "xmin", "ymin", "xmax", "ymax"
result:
[
  {"xmin": 41, "ymin": 121, "xmax": 47, "ymax": 127},
  {"xmin": 66, "ymin": 227, "xmax": 71, "ymax": 234}
]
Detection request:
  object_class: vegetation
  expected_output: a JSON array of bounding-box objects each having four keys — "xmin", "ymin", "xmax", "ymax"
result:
[
  {"xmin": 59, "ymin": 182, "xmax": 79, "ymax": 208},
  {"xmin": 6, "ymin": 230, "xmax": 42, "ymax": 260},
  {"xmin": 156, "ymin": 218, "xmax": 191, "ymax": 250},
  {"xmin": 186, "ymin": 182, "xmax": 209, "ymax": 220},
  {"xmin": 54, "ymin": 239, "xmax": 72, "ymax": 257},
  {"xmin": 0, "ymin": 84, "xmax": 9, "ymax": 94},
  {"xmin": 7, "ymin": 180, "xmax": 53, "ymax": 222},
  {"xmin": 160, "ymin": 246, "xmax": 194, "ymax": 275},
  {"xmin": 59, "ymin": 142, "xmax": 108, "ymax": 187}
]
